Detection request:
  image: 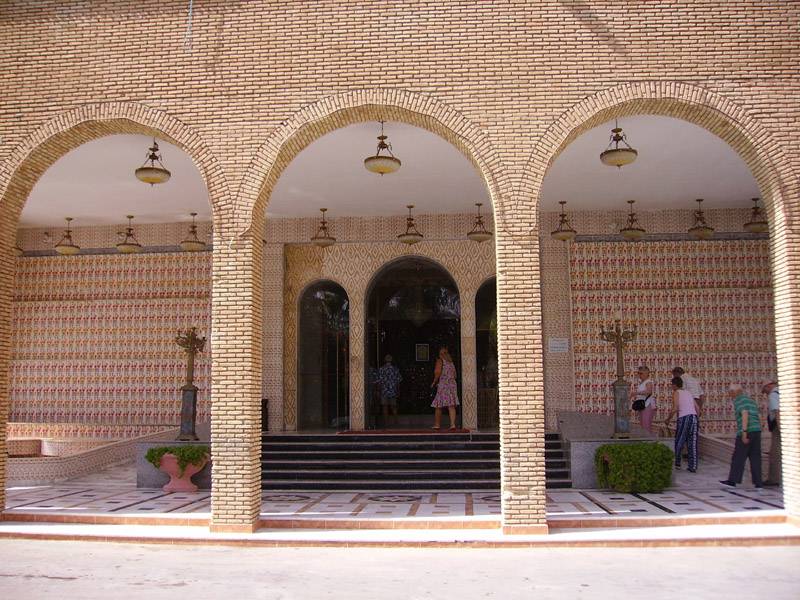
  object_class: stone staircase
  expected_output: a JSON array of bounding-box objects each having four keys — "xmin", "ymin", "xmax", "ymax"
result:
[{"xmin": 260, "ymin": 431, "xmax": 571, "ymax": 491}]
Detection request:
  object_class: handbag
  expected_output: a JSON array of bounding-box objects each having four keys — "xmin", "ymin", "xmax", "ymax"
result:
[
  {"xmin": 631, "ymin": 394, "xmax": 650, "ymax": 412},
  {"xmin": 768, "ymin": 414, "xmax": 777, "ymax": 432},
  {"xmin": 430, "ymin": 384, "xmax": 438, "ymax": 401}
]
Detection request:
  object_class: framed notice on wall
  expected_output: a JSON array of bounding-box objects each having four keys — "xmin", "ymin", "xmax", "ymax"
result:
[{"xmin": 415, "ymin": 343, "xmax": 430, "ymax": 362}]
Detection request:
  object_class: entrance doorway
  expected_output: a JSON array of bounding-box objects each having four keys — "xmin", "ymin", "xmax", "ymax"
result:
[
  {"xmin": 476, "ymin": 277, "xmax": 499, "ymax": 429},
  {"xmin": 297, "ymin": 280, "xmax": 350, "ymax": 431},
  {"xmin": 366, "ymin": 258, "xmax": 461, "ymax": 429}
]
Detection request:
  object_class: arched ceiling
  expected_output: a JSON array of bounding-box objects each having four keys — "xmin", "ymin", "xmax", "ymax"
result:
[{"xmin": 20, "ymin": 116, "xmax": 759, "ymax": 228}]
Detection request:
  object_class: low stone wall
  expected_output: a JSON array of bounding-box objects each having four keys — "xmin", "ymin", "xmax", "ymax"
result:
[{"xmin": 7, "ymin": 428, "xmax": 177, "ymax": 485}]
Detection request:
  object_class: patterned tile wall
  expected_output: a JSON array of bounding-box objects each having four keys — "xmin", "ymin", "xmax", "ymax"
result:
[{"xmin": 11, "ymin": 249, "xmax": 212, "ymax": 426}]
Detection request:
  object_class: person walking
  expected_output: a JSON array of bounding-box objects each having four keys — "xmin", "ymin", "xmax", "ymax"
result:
[
  {"xmin": 762, "ymin": 379, "xmax": 781, "ymax": 487},
  {"xmin": 431, "ymin": 346, "xmax": 459, "ymax": 430},
  {"xmin": 631, "ymin": 365, "xmax": 656, "ymax": 433},
  {"xmin": 672, "ymin": 366, "xmax": 705, "ymax": 417},
  {"xmin": 720, "ymin": 384, "xmax": 763, "ymax": 489},
  {"xmin": 663, "ymin": 376, "xmax": 699, "ymax": 472},
  {"xmin": 377, "ymin": 354, "xmax": 402, "ymax": 427}
]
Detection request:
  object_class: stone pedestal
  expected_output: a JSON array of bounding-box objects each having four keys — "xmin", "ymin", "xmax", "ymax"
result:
[
  {"xmin": 612, "ymin": 380, "xmax": 630, "ymax": 438},
  {"xmin": 177, "ymin": 386, "xmax": 199, "ymax": 441}
]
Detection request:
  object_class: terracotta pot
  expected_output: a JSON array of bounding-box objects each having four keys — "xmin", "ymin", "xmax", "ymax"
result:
[{"xmin": 158, "ymin": 453, "xmax": 208, "ymax": 493}]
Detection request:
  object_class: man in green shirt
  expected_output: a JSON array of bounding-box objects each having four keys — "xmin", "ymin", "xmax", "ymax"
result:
[{"xmin": 720, "ymin": 384, "xmax": 763, "ymax": 488}]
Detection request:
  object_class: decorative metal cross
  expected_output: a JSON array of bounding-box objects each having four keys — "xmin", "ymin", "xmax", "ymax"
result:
[
  {"xmin": 600, "ymin": 319, "xmax": 638, "ymax": 438},
  {"xmin": 175, "ymin": 327, "xmax": 206, "ymax": 441}
]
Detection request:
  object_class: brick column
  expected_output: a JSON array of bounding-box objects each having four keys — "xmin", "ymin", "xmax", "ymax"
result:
[
  {"xmin": 0, "ymin": 236, "xmax": 14, "ymax": 514},
  {"xmin": 495, "ymin": 221, "xmax": 548, "ymax": 535},
  {"xmin": 460, "ymin": 291, "xmax": 478, "ymax": 430},
  {"xmin": 769, "ymin": 195, "xmax": 800, "ymax": 525},
  {"xmin": 209, "ymin": 214, "xmax": 264, "ymax": 533}
]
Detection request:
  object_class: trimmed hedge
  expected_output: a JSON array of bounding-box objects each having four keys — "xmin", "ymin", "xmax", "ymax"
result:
[{"xmin": 594, "ymin": 443, "xmax": 673, "ymax": 493}]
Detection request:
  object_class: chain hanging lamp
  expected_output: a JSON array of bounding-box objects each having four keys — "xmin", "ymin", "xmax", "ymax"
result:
[
  {"xmin": 600, "ymin": 119, "xmax": 638, "ymax": 168},
  {"xmin": 135, "ymin": 138, "xmax": 171, "ymax": 185},
  {"xmin": 311, "ymin": 208, "xmax": 336, "ymax": 247},
  {"xmin": 116, "ymin": 215, "xmax": 143, "ymax": 253},
  {"xmin": 743, "ymin": 197, "xmax": 769, "ymax": 233},
  {"xmin": 688, "ymin": 198, "xmax": 715, "ymax": 240},
  {"xmin": 363, "ymin": 121, "xmax": 401, "ymax": 175},
  {"xmin": 397, "ymin": 204, "xmax": 423, "ymax": 245},
  {"xmin": 550, "ymin": 201, "xmax": 578, "ymax": 242},
  {"xmin": 54, "ymin": 217, "xmax": 81, "ymax": 255},
  {"xmin": 179, "ymin": 212, "xmax": 207, "ymax": 252},
  {"xmin": 619, "ymin": 200, "xmax": 646, "ymax": 241},
  {"xmin": 466, "ymin": 203, "xmax": 493, "ymax": 243}
]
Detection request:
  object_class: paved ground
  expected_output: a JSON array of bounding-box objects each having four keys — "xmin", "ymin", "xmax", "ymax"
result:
[
  {"xmin": 5, "ymin": 456, "xmax": 783, "ymax": 521},
  {"xmin": 0, "ymin": 540, "xmax": 798, "ymax": 599}
]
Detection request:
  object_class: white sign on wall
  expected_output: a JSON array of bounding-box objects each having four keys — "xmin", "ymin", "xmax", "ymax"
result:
[{"xmin": 547, "ymin": 337, "xmax": 570, "ymax": 354}]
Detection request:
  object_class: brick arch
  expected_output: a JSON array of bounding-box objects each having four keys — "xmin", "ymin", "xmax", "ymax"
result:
[
  {"xmin": 523, "ymin": 81, "xmax": 792, "ymax": 222},
  {"xmin": 236, "ymin": 89, "xmax": 510, "ymax": 233},
  {"xmin": 0, "ymin": 101, "xmax": 231, "ymax": 243}
]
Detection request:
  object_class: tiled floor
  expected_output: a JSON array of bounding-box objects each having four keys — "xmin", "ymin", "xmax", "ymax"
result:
[{"xmin": 4, "ymin": 457, "xmax": 784, "ymax": 522}]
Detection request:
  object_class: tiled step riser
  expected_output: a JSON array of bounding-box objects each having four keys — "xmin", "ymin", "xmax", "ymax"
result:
[
  {"xmin": 262, "ymin": 451, "xmax": 500, "ymax": 461},
  {"xmin": 262, "ymin": 443, "xmax": 500, "ymax": 452},
  {"xmin": 260, "ymin": 481, "xmax": 570, "ymax": 490},
  {"xmin": 263, "ymin": 461, "xmax": 500, "ymax": 471},
  {"xmin": 263, "ymin": 434, "xmax": 500, "ymax": 444},
  {"xmin": 263, "ymin": 471, "xmax": 502, "ymax": 481}
]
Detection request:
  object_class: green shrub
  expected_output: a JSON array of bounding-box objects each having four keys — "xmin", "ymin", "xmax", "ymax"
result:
[
  {"xmin": 594, "ymin": 442, "xmax": 673, "ymax": 493},
  {"xmin": 145, "ymin": 445, "xmax": 210, "ymax": 476}
]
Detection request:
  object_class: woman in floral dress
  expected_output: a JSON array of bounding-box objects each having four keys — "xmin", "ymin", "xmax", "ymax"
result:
[{"xmin": 431, "ymin": 346, "xmax": 460, "ymax": 430}]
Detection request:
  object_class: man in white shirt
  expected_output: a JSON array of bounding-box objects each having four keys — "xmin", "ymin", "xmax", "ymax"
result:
[
  {"xmin": 672, "ymin": 367, "xmax": 705, "ymax": 416},
  {"xmin": 762, "ymin": 379, "xmax": 781, "ymax": 486}
]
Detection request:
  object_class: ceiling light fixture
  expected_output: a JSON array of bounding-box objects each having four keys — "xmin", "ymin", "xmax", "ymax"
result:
[
  {"xmin": 600, "ymin": 119, "xmax": 638, "ymax": 168},
  {"xmin": 619, "ymin": 200, "xmax": 646, "ymax": 241},
  {"xmin": 311, "ymin": 208, "xmax": 336, "ymax": 247},
  {"xmin": 743, "ymin": 197, "xmax": 769, "ymax": 234},
  {"xmin": 116, "ymin": 215, "xmax": 143, "ymax": 253},
  {"xmin": 364, "ymin": 121, "xmax": 401, "ymax": 175},
  {"xmin": 54, "ymin": 217, "xmax": 81, "ymax": 255},
  {"xmin": 688, "ymin": 198, "xmax": 715, "ymax": 240},
  {"xmin": 466, "ymin": 202, "xmax": 493, "ymax": 243},
  {"xmin": 179, "ymin": 212, "xmax": 207, "ymax": 252},
  {"xmin": 135, "ymin": 138, "xmax": 171, "ymax": 185},
  {"xmin": 550, "ymin": 200, "xmax": 577, "ymax": 242},
  {"xmin": 397, "ymin": 205, "xmax": 423, "ymax": 245}
]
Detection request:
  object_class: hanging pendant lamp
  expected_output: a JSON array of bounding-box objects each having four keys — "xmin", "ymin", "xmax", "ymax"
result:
[
  {"xmin": 179, "ymin": 212, "xmax": 207, "ymax": 252},
  {"xmin": 743, "ymin": 197, "xmax": 769, "ymax": 233},
  {"xmin": 397, "ymin": 205, "xmax": 423, "ymax": 245},
  {"xmin": 116, "ymin": 215, "xmax": 143, "ymax": 253},
  {"xmin": 54, "ymin": 217, "xmax": 81, "ymax": 255},
  {"xmin": 364, "ymin": 121, "xmax": 401, "ymax": 175},
  {"xmin": 550, "ymin": 201, "xmax": 578, "ymax": 242},
  {"xmin": 466, "ymin": 203, "xmax": 493, "ymax": 243},
  {"xmin": 13, "ymin": 243, "xmax": 24, "ymax": 257},
  {"xmin": 135, "ymin": 139, "xmax": 171, "ymax": 185},
  {"xmin": 311, "ymin": 208, "xmax": 336, "ymax": 247},
  {"xmin": 619, "ymin": 200, "xmax": 646, "ymax": 241},
  {"xmin": 688, "ymin": 198, "xmax": 715, "ymax": 240},
  {"xmin": 600, "ymin": 119, "xmax": 638, "ymax": 168}
]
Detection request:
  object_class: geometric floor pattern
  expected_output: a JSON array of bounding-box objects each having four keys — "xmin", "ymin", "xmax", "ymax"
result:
[{"xmin": 4, "ymin": 456, "xmax": 784, "ymax": 521}]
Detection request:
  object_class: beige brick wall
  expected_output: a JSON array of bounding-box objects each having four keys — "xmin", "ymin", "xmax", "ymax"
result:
[{"xmin": 1, "ymin": 1, "xmax": 798, "ymax": 532}]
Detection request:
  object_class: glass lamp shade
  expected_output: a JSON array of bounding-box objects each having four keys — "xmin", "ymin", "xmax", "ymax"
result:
[
  {"xmin": 55, "ymin": 241, "xmax": 81, "ymax": 255},
  {"xmin": 620, "ymin": 226, "xmax": 646, "ymax": 242},
  {"xmin": 364, "ymin": 155, "xmax": 401, "ymax": 175},
  {"xmin": 311, "ymin": 234, "xmax": 336, "ymax": 248},
  {"xmin": 744, "ymin": 220, "xmax": 769, "ymax": 234},
  {"xmin": 135, "ymin": 165, "xmax": 171, "ymax": 185},
  {"xmin": 398, "ymin": 231, "xmax": 423, "ymax": 245},
  {"xmin": 116, "ymin": 241, "xmax": 143, "ymax": 254},
  {"xmin": 180, "ymin": 238, "xmax": 207, "ymax": 252},
  {"xmin": 688, "ymin": 225, "xmax": 715, "ymax": 240},
  {"xmin": 600, "ymin": 147, "xmax": 638, "ymax": 168},
  {"xmin": 467, "ymin": 230, "xmax": 493, "ymax": 243},
  {"xmin": 551, "ymin": 228, "xmax": 577, "ymax": 242}
]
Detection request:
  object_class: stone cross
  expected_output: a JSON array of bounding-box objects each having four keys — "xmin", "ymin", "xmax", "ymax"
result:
[{"xmin": 600, "ymin": 319, "xmax": 637, "ymax": 437}]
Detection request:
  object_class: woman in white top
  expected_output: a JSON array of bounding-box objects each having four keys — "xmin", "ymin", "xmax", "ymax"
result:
[
  {"xmin": 663, "ymin": 376, "xmax": 699, "ymax": 472},
  {"xmin": 632, "ymin": 366, "xmax": 656, "ymax": 433}
]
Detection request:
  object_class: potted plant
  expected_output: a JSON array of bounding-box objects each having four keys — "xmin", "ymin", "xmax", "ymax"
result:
[{"xmin": 145, "ymin": 445, "xmax": 210, "ymax": 493}]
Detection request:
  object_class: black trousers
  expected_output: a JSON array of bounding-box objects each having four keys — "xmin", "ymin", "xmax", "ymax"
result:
[{"xmin": 727, "ymin": 431, "xmax": 762, "ymax": 486}]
